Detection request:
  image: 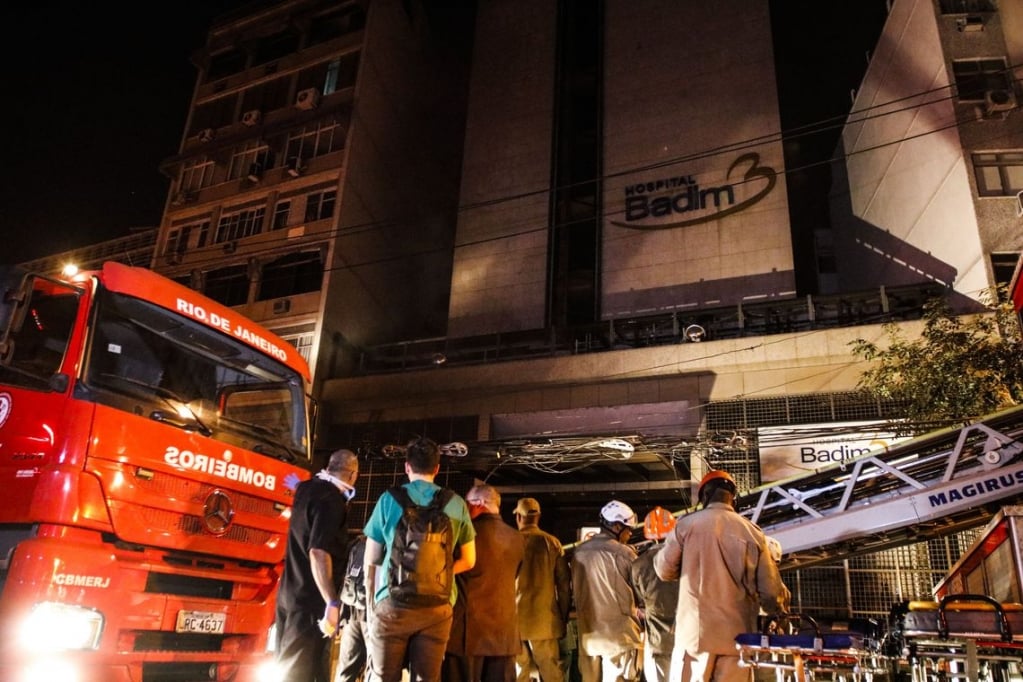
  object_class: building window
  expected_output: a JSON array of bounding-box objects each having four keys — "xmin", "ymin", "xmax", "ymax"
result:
[
  {"xmin": 165, "ymin": 228, "xmax": 182, "ymax": 258},
  {"xmin": 166, "ymin": 218, "xmax": 211, "ymax": 258},
  {"xmin": 304, "ymin": 189, "xmax": 337, "ymax": 223},
  {"xmin": 279, "ymin": 331, "xmax": 315, "ymax": 363},
  {"xmin": 190, "ymin": 95, "xmax": 238, "ymax": 134},
  {"xmin": 939, "ymin": 0, "xmax": 996, "ymax": 12},
  {"xmin": 179, "ymin": 158, "xmax": 215, "ymax": 193},
  {"xmin": 204, "ymin": 265, "xmax": 250, "ymax": 307},
  {"xmin": 228, "ymin": 141, "xmax": 272, "ymax": 181},
  {"xmin": 240, "ymin": 76, "xmax": 291, "ymax": 115},
  {"xmin": 973, "ymin": 152, "xmax": 1023, "ymax": 196},
  {"xmin": 991, "ymin": 253, "xmax": 1020, "ymax": 291},
  {"xmin": 285, "ymin": 120, "xmax": 345, "ymax": 167},
  {"xmin": 196, "ymin": 220, "xmax": 211, "ymax": 248},
  {"xmin": 164, "ymin": 225, "xmax": 192, "ymax": 259},
  {"xmin": 206, "ymin": 48, "xmax": 247, "ymax": 82},
  {"xmin": 252, "ymin": 29, "xmax": 301, "ymax": 67},
  {"xmin": 273, "ymin": 199, "xmax": 292, "ymax": 230},
  {"xmin": 216, "ymin": 206, "xmax": 266, "ymax": 243},
  {"xmin": 308, "ymin": 4, "xmax": 366, "ymax": 46},
  {"xmin": 952, "ymin": 58, "xmax": 1012, "ymax": 101},
  {"xmin": 258, "ymin": 250, "xmax": 325, "ymax": 301},
  {"xmin": 319, "ymin": 53, "xmax": 360, "ymax": 95}
]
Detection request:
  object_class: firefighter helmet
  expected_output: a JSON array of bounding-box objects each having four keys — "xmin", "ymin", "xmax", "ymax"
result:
[
  {"xmin": 697, "ymin": 469, "xmax": 737, "ymax": 502},
  {"xmin": 643, "ymin": 506, "xmax": 676, "ymax": 540},
  {"xmin": 600, "ymin": 500, "xmax": 638, "ymax": 528}
]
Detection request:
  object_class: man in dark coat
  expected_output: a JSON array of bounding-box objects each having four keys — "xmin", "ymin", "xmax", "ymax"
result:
[
  {"xmin": 445, "ymin": 483, "xmax": 525, "ymax": 682},
  {"xmin": 275, "ymin": 448, "xmax": 359, "ymax": 682}
]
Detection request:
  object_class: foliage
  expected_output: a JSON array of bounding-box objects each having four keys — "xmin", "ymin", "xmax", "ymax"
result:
[{"xmin": 849, "ymin": 287, "xmax": 1023, "ymax": 431}]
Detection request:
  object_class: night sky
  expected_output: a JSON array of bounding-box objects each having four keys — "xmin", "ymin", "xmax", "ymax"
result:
[
  {"xmin": 1, "ymin": 1, "xmax": 250, "ymax": 264},
  {"xmin": 1, "ymin": 1, "xmax": 889, "ymax": 266}
]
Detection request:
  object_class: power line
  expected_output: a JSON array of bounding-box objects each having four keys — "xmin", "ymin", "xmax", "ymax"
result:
[{"xmin": 162, "ymin": 67, "xmax": 1022, "ymax": 277}]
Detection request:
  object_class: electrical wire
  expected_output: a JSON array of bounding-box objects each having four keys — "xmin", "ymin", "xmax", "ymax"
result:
[{"xmin": 153, "ymin": 64, "xmax": 1023, "ymax": 277}]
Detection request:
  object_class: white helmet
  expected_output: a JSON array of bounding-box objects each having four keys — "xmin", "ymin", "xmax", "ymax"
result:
[{"xmin": 600, "ymin": 500, "xmax": 638, "ymax": 528}]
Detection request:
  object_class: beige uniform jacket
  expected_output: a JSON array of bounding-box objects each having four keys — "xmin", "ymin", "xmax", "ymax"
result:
[
  {"xmin": 571, "ymin": 532, "xmax": 643, "ymax": 656},
  {"xmin": 653, "ymin": 502, "xmax": 790, "ymax": 656},
  {"xmin": 517, "ymin": 524, "xmax": 571, "ymax": 641}
]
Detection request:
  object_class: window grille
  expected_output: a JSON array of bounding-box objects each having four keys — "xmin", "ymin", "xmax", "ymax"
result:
[
  {"xmin": 179, "ymin": 158, "xmax": 215, "ymax": 193},
  {"xmin": 705, "ymin": 391, "xmax": 904, "ymax": 430},
  {"xmin": 215, "ymin": 207, "xmax": 266, "ymax": 243}
]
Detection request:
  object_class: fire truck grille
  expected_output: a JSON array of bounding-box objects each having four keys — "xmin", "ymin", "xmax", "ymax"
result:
[
  {"xmin": 145, "ymin": 571, "xmax": 232, "ymax": 599},
  {"xmin": 180, "ymin": 514, "xmax": 274, "ymax": 546},
  {"xmin": 142, "ymin": 660, "xmax": 220, "ymax": 681},
  {"xmin": 134, "ymin": 631, "xmax": 224, "ymax": 652},
  {"xmin": 134, "ymin": 472, "xmax": 283, "ymax": 518}
]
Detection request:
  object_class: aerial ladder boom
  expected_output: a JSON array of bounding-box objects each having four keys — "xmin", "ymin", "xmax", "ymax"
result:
[{"xmin": 731, "ymin": 405, "xmax": 1023, "ymax": 570}]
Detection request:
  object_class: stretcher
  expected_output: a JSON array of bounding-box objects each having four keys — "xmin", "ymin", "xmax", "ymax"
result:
[
  {"xmin": 884, "ymin": 594, "xmax": 1023, "ymax": 681},
  {"xmin": 736, "ymin": 614, "xmax": 888, "ymax": 681}
]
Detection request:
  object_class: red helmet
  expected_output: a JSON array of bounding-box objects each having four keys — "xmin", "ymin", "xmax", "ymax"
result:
[
  {"xmin": 643, "ymin": 506, "xmax": 676, "ymax": 540},
  {"xmin": 697, "ymin": 469, "xmax": 736, "ymax": 501}
]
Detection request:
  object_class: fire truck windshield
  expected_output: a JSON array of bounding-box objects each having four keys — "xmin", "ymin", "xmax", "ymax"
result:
[{"xmin": 84, "ymin": 289, "xmax": 309, "ymax": 461}]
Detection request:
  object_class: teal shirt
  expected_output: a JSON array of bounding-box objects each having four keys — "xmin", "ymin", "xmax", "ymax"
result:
[{"xmin": 363, "ymin": 479, "xmax": 476, "ymax": 605}]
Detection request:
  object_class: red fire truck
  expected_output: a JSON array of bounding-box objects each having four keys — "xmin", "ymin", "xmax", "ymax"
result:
[{"xmin": 0, "ymin": 262, "xmax": 313, "ymax": 682}]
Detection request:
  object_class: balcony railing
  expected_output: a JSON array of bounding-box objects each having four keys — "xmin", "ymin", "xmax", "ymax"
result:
[{"xmin": 358, "ymin": 282, "xmax": 944, "ymax": 374}]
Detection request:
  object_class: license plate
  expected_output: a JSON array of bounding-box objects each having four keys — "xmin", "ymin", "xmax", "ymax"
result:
[{"xmin": 175, "ymin": 610, "xmax": 226, "ymax": 634}]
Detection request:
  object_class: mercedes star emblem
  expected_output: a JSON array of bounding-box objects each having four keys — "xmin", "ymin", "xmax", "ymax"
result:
[{"xmin": 202, "ymin": 489, "xmax": 235, "ymax": 535}]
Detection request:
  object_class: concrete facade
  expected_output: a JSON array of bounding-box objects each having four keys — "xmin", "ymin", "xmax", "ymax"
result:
[
  {"xmin": 826, "ymin": 0, "xmax": 1023, "ymax": 304},
  {"xmin": 149, "ymin": 0, "xmax": 1005, "ymax": 524},
  {"xmin": 155, "ymin": 0, "xmax": 471, "ymax": 380},
  {"xmin": 449, "ymin": 0, "xmax": 795, "ymax": 337}
]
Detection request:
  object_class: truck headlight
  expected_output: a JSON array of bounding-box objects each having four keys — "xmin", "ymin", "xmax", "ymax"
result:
[
  {"xmin": 20, "ymin": 602, "xmax": 103, "ymax": 651},
  {"xmin": 265, "ymin": 621, "xmax": 277, "ymax": 653}
]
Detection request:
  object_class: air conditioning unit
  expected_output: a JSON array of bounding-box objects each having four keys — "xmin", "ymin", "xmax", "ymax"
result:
[
  {"xmin": 984, "ymin": 89, "xmax": 1016, "ymax": 116},
  {"xmin": 241, "ymin": 109, "xmax": 262, "ymax": 126},
  {"xmin": 197, "ymin": 128, "xmax": 215, "ymax": 143},
  {"xmin": 295, "ymin": 88, "xmax": 321, "ymax": 110},
  {"xmin": 223, "ymin": 241, "xmax": 238, "ymax": 254},
  {"xmin": 247, "ymin": 162, "xmax": 264, "ymax": 182},
  {"xmin": 286, "ymin": 156, "xmax": 305, "ymax": 177},
  {"xmin": 165, "ymin": 252, "xmax": 181, "ymax": 265},
  {"xmin": 272, "ymin": 299, "xmax": 292, "ymax": 314}
]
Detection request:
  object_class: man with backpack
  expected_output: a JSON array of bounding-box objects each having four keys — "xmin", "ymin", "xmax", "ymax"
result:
[{"xmin": 363, "ymin": 436, "xmax": 477, "ymax": 682}]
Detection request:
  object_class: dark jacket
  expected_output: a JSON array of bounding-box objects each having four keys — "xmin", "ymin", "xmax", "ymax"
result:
[
  {"xmin": 630, "ymin": 544, "xmax": 679, "ymax": 654},
  {"xmin": 277, "ymin": 477, "xmax": 348, "ymax": 612},
  {"xmin": 448, "ymin": 512, "xmax": 525, "ymax": 656}
]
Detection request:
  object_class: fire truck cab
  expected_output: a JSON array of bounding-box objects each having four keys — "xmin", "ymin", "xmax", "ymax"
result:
[{"xmin": 0, "ymin": 262, "xmax": 312, "ymax": 682}]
